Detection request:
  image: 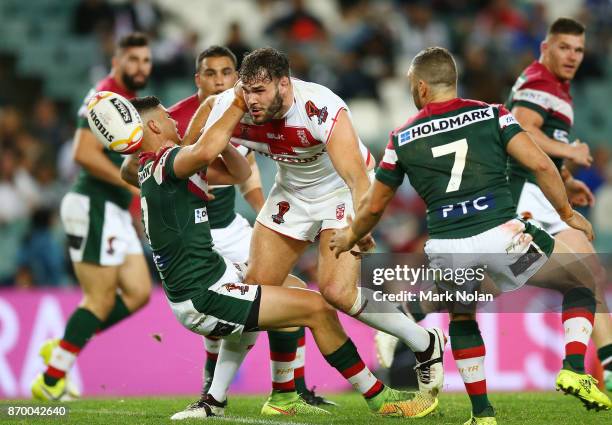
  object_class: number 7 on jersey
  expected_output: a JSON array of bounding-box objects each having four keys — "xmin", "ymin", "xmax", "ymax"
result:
[{"xmin": 431, "ymin": 138, "xmax": 468, "ymax": 192}]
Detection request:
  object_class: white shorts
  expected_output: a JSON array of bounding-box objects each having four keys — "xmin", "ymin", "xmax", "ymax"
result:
[
  {"xmin": 211, "ymin": 213, "xmax": 252, "ymax": 264},
  {"xmin": 168, "ymin": 258, "xmax": 259, "ymax": 341},
  {"xmin": 516, "ymin": 181, "xmax": 570, "ymax": 235},
  {"xmin": 60, "ymin": 192, "xmax": 142, "ymax": 266},
  {"xmin": 257, "ymin": 183, "xmax": 352, "ymax": 242},
  {"xmin": 424, "ymin": 219, "xmax": 552, "ymax": 292}
]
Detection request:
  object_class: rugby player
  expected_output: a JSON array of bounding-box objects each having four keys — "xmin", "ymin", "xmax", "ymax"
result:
[
  {"xmin": 163, "ymin": 44, "xmax": 330, "ymax": 410},
  {"xmin": 132, "ymin": 94, "xmax": 438, "ymax": 418},
  {"xmin": 31, "ymin": 33, "xmax": 153, "ymax": 401},
  {"xmin": 507, "ymin": 17, "xmax": 612, "ymax": 391},
  {"xmin": 330, "ymin": 47, "xmax": 611, "ymax": 424},
  {"xmin": 199, "ymin": 48, "xmax": 446, "ymax": 414}
]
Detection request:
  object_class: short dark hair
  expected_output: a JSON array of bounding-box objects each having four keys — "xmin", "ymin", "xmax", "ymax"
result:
[
  {"xmin": 130, "ymin": 96, "xmax": 161, "ymax": 115},
  {"xmin": 410, "ymin": 46, "xmax": 457, "ymax": 88},
  {"xmin": 239, "ymin": 47, "xmax": 290, "ymax": 85},
  {"xmin": 117, "ymin": 32, "xmax": 149, "ymax": 50},
  {"xmin": 548, "ymin": 18, "xmax": 585, "ymax": 37},
  {"xmin": 196, "ymin": 45, "xmax": 237, "ymax": 72}
]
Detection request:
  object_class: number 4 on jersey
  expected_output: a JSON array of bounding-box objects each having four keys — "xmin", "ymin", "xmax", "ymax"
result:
[{"xmin": 431, "ymin": 138, "xmax": 468, "ymax": 192}]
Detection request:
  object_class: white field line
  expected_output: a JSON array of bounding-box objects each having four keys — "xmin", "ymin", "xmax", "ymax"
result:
[{"xmin": 75, "ymin": 408, "xmax": 312, "ymax": 425}]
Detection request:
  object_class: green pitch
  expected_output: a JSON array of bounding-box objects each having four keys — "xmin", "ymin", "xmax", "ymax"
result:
[{"xmin": 2, "ymin": 392, "xmax": 609, "ymax": 424}]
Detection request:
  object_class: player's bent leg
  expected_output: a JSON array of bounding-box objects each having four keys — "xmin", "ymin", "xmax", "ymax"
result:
[
  {"xmin": 74, "ymin": 262, "xmax": 120, "ymax": 319},
  {"xmin": 257, "ymin": 285, "xmax": 438, "ymax": 417},
  {"xmin": 116, "ymin": 253, "xmax": 152, "ymax": 312},
  {"xmin": 555, "ymin": 228, "xmax": 612, "ymax": 390},
  {"xmin": 317, "ymin": 230, "xmax": 446, "ymax": 396},
  {"xmin": 33, "ymin": 262, "xmax": 120, "ymax": 401},
  {"xmin": 529, "ymin": 238, "xmax": 611, "ymax": 411},
  {"xmin": 90, "ymin": 253, "xmax": 153, "ymax": 333}
]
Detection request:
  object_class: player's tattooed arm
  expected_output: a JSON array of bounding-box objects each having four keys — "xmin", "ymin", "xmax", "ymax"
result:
[
  {"xmin": 181, "ymin": 95, "xmax": 216, "ymax": 146},
  {"xmin": 120, "ymin": 154, "xmax": 140, "ymax": 188},
  {"xmin": 172, "ymin": 93, "xmax": 247, "ymax": 179},
  {"xmin": 206, "ymin": 144, "xmax": 251, "ymax": 185},
  {"xmin": 512, "ymin": 106, "xmax": 592, "ymax": 167},
  {"xmin": 330, "ymin": 180, "xmax": 395, "ymax": 258},
  {"xmin": 507, "ymin": 131, "xmax": 593, "ymax": 240}
]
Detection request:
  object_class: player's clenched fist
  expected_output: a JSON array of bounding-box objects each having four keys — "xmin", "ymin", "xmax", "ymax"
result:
[{"xmin": 233, "ymin": 80, "xmax": 247, "ymax": 112}]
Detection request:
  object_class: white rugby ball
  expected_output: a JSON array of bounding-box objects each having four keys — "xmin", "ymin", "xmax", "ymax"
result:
[{"xmin": 86, "ymin": 91, "xmax": 143, "ymax": 154}]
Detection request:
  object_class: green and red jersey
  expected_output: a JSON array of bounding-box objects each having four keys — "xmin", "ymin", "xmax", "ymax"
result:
[
  {"xmin": 138, "ymin": 146, "xmax": 227, "ymax": 302},
  {"xmin": 376, "ymin": 98, "xmax": 523, "ymax": 238},
  {"xmin": 505, "ymin": 61, "xmax": 574, "ymax": 182}
]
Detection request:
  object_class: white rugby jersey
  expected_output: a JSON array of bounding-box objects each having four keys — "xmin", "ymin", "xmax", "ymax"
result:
[{"xmin": 205, "ymin": 78, "xmax": 372, "ymax": 200}]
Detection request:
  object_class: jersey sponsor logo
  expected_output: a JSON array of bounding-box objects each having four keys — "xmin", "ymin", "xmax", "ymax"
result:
[
  {"xmin": 138, "ymin": 162, "xmax": 152, "ymax": 185},
  {"xmin": 498, "ymin": 113, "xmax": 518, "ymax": 129},
  {"xmin": 513, "ymin": 88, "xmax": 573, "ymax": 124},
  {"xmin": 195, "ymin": 207, "xmax": 208, "ymax": 224},
  {"xmin": 152, "ymin": 254, "xmax": 168, "ymax": 277},
  {"xmin": 553, "ymin": 129, "xmax": 570, "ymax": 143},
  {"xmin": 272, "ymin": 201, "xmax": 290, "ymax": 224},
  {"xmin": 267, "ymin": 132, "xmax": 285, "ymax": 141},
  {"xmin": 222, "ymin": 283, "xmax": 250, "ymax": 295},
  {"xmin": 259, "ymin": 150, "xmax": 324, "ymax": 164},
  {"xmin": 88, "ymin": 109, "xmax": 114, "ymax": 141},
  {"xmin": 336, "ymin": 203, "xmax": 345, "ymax": 220},
  {"xmin": 153, "ymin": 147, "xmax": 178, "ymax": 185},
  {"xmin": 109, "ymin": 98, "xmax": 133, "ymax": 124},
  {"xmin": 438, "ymin": 194, "xmax": 495, "ymax": 218},
  {"xmin": 398, "ymin": 107, "xmax": 494, "ymax": 146},
  {"xmin": 305, "ymin": 100, "xmax": 328, "ymax": 125}
]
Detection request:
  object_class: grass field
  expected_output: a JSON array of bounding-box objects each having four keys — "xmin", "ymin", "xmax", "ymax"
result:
[{"xmin": 1, "ymin": 392, "xmax": 610, "ymax": 425}]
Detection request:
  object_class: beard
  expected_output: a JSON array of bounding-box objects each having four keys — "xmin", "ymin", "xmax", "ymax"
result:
[
  {"xmin": 252, "ymin": 87, "xmax": 284, "ymax": 124},
  {"xmin": 121, "ymin": 72, "xmax": 149, "ymax": 91}
]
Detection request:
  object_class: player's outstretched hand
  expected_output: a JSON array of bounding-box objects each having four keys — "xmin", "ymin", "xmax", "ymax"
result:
[
  {"xmin": 565, "ymin": 177, "xmax": 595, "ymax": 207},
  {"xmin": 568, "ymin": 139, "xmax": 593, "ymax": 167},
  {"xmin": 563, "ymin": 209, "xmax": 594, "ymax": 241}
]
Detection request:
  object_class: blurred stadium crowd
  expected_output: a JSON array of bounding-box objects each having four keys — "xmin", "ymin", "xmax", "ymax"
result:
[{"xmin": 0, "ymin": 0, "xmax": 611, "ymax": 287}]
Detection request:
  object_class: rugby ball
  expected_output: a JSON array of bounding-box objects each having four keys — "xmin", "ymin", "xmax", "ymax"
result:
[{"xmin": 86, "ymin": 91, "xmax": 143, "ymax": 154}]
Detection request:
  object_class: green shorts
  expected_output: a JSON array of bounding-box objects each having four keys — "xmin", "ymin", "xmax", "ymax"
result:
[{"xmin": 167, "ymin": 260, "xmax": 261, "ymax": 339}]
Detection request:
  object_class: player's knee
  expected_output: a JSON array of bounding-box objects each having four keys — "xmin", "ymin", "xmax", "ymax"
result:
[
  {"xmin": 307, "ymin": 293, "xmax": 337, "ymax": 326},
  {"xmin": 82, "ymin": 292, "xmax": 116, "ymax": 319},
  {"xmin": 124, "ymin": 285, "xmax": 151, "ymax": 311},
  {"xmin": 319, "ymin": 282, "xmax": 353, "ymax": 312}
]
